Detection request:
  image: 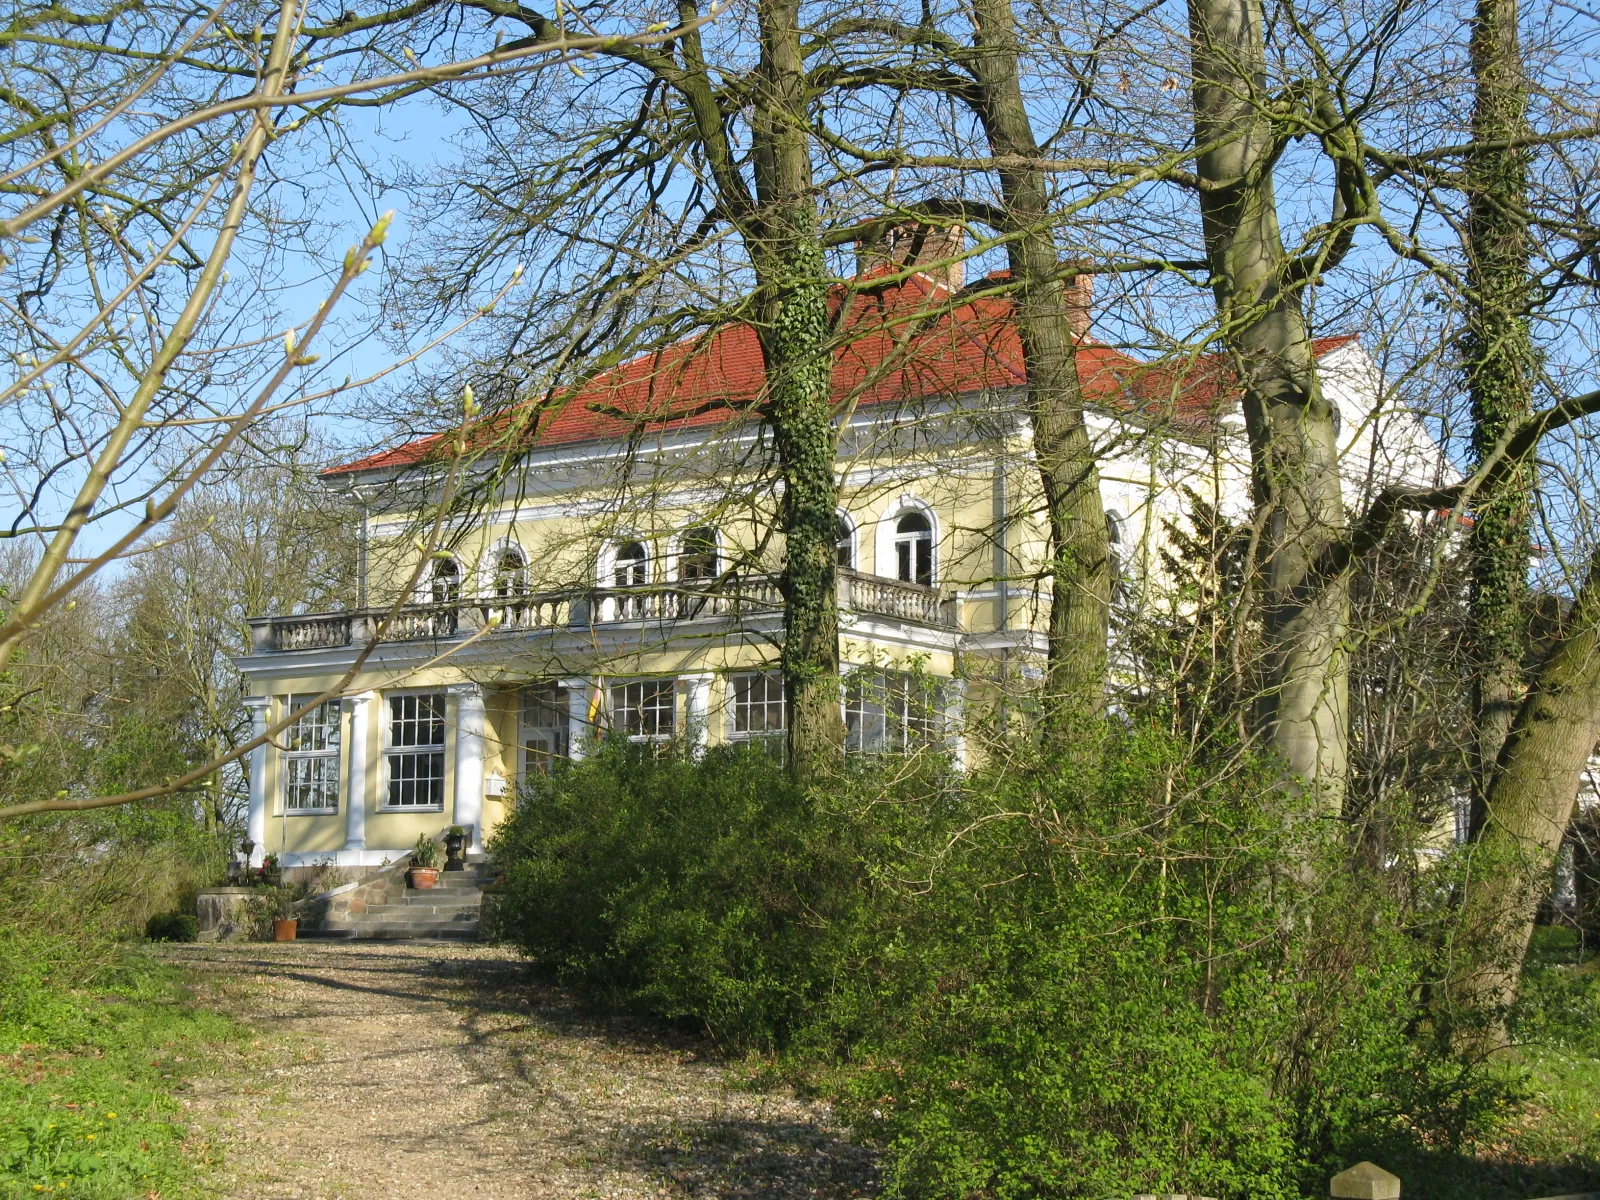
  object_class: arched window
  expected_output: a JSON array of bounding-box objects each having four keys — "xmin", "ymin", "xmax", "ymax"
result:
[
  {"xmin": 893, "ymin": 511, "xmax": 933, "ymax": 586},
  {"xmin": 1105, "ymin": 510, "xmax": 1128, "ymax": 603},
  {"xmin": 836, "ymin": 514, "xmax": 855, "ymax": 570},
  {"xmin": 493, "ymin": 546, "xmax": 527, "ymax": 599},
  {"xmin": 614, "ymin": 540, "xmax": 648, "ymax": 619},
  {"xmin": 430, "ymin": 556, "xmax": 462, "ymax": 605},
  {"xmin": 1329, "ymin": 401, "xmax": 1343, "ymax": 439},
  {"xmin": 678, "ymin": 527, "xmax": 717, "ymax": 582}
]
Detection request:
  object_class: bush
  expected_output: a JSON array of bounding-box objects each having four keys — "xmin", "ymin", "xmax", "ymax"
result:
[
  {"xmin": 490, "ymin": 730, "xmax": 1497, "ymax": 1199},
  {"xmin": 144, "ymin": 911, "xmax": 198, "ymax": 942}
]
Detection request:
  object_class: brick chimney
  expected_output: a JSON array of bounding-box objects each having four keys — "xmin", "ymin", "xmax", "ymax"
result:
[
  {"xmin": 1062, "ymin": 262, "xmax": 1093, "ymax": 340},
  {"xmin": 855, "ymin": 223, "xmax": 965, "ymax": 290}
]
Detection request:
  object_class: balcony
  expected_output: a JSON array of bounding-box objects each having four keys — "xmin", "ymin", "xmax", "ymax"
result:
[{"xmin": 247, "ymin": 569, "xmax": 957, "ymax": 654}]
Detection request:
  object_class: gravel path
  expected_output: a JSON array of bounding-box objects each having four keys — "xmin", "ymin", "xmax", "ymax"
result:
[{"xmin": 166, "ymin": 941, "xmax": 877, "ymax": 1200}]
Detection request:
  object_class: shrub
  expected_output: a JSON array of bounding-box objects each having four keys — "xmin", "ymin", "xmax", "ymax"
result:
[
  {"xmin": 144, "ymin": 911, "xmax": 198, "ymax": 942},
  {"xmin": 490, "ymin": 729, "xmax": 1498, "ymax": 1199},
  {"xmin": 492, "ymin": 739, "xmax": 867, "ymax": 1047}
]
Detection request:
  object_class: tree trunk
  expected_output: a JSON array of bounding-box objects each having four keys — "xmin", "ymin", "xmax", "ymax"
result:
[
  {"xmin": 1187, "ymin": 0, "xmax": 1349, "ymax": 809},
  {"xmin": 1464, "ymin": 0, "xmax": 1536, "ymax": 835},
  {"xmin": 966, "ymin": 0, "xmax": 1112, "ymax": 738},
  {"xmin": 749, "ymin": 0, "xmax": 845, "ymax": 777},
  {"xmin": 1448, "ymin": 565, "xmax": 1600, "ymax": 1036}
]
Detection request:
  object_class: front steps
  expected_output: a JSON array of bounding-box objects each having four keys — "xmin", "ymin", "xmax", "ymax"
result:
[{"xmin": 306, "ymin": 865, "xmax": 496, "ymax": 941}]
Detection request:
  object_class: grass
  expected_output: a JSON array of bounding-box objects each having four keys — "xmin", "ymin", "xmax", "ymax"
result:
[
  {"xmin": 0, "ymin": 946, "xmax": 247, "ymax": 1200},
  {"xmin": 1382, "ymin": 925, "xmax": 1600, "ymax": 1200}
]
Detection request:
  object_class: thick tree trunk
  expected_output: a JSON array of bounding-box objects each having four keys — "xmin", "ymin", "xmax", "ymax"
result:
[
  {"xmin": 750, "ymin": 0, "xmax": 845, "ymax": 777},
  {"xmin": 1464, "ymin": 0, "xmax": 1536, "ymax": 835},
  {"xmin": 967, "ymin": 0, "xmax": 1112, "ymax": 735},
  {"xmin": 1448, "ymin": 566, "xmax": 1600, "ymax": 1036},
  {"xmin": 1187, "ymin": 0, "xmax": 1349, "ymax": 808}
]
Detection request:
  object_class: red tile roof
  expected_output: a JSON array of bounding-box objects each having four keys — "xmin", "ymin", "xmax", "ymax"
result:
[{"xmin": 324, "ymin": 272, "xmax": 1357, "ymax": 477}]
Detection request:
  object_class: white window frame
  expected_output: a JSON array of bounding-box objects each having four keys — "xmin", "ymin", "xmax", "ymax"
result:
[
  {"xmin": 600, "ymin": 537, "xmax": 652, "ymax": 620},
  {"xmin": 726, "ymin": 672, "xmax": 786, "ymax": 742},
  {"xmin": 520, "ymin": 685, "xmax": 570, "ymax": 779},
  {"xmin": 610, "ymin": 678, "xmax": 676, "ymax": 741},
  {"xmin": 875, "ymin": 495, "xmax": 938, "ymax": 585},
  {"xmin": 381, "ymin": 690, "xmax": 448, "ymax": 811},
  {"xmin": 835, "ymin": 510, "xmax": 857, "ymax": 570},
  {"xmin": 282, "ymin": 694, "xmax": 341, "ymax": 814},
  {"xmin": 843, "ymin": 669, "xmax": 944, "ymax": 755},
  {"xmin": 420, "ymin": 555, "xmax": 463, "ymax": 606}
]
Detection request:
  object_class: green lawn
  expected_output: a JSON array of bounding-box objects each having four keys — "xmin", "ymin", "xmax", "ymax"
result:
[
  {"xmin": 0, "ymin": 950, "xmax": 246, "ymax": 1200},
  {"xmin": 1383, "ymin": 926, "xmax": 1600, "ymax": 1199}
]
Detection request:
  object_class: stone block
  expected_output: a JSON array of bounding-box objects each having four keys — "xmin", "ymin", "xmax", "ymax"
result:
[
  {"xmin": 1331, "ymin": 1163, "xmax": 1400, "ymax": 1200},
  {"xmin": 195, "ymin": 887, "xmax": 256, "ymax": 943}
]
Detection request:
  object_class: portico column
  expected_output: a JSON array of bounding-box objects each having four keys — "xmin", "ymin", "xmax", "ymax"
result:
[
  {"xmin": 243, "ymin": 695, "xmax": 270, "ymax": 867},
  {"xmin": 449, "ymin": 683, "xmax": 486, "ymax": 854},
  {"xmin": 561, "ymin": 678, "xmax": 594, "ymax": 761},
  {"xmin": 343, "ymin": 692, "xmax": 374, "ymax": 852},
  {"xmin": 684, "ymin": 673, "xmax": 713, "ymax": 756}
]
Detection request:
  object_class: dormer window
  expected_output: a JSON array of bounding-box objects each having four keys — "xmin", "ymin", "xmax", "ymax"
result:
[
  {"xmin": 893, "ymin": 511, "xmax": 933, "ymax": 586},
  {"xmin": 430, "ymin": 557, "xmax": 461, "ymax": 605}
]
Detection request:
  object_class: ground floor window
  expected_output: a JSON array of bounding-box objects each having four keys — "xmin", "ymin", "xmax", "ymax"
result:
[
  {"xmin": 521, "ymin": 685, "xmax": 570, "ymax": 777},
  {"xmin": 844, "ymin": 670, "xmax": 944, "ymax": 754},
  {"xmin": 728, "ymin": 672, "xmax": 785, "ymax": 742},
  {"xmin": 611, "ymin": 679, "xmax": 675, "ymax": 739},
  {"xmin": 284, "ymin": 694, "xmax": 340, "ymax": 812},
  {"xmin": 385, "ymin": 692, "xmax": 446, "ymax": 808}
]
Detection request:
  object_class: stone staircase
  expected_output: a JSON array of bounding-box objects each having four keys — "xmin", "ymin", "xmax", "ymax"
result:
[{"xmin": 305, "ymin": 864, "xmax": 497, "ymax": 941}]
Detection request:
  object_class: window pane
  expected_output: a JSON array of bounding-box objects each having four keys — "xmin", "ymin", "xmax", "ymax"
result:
[
  {"xmin": 387, "ymin": 751, "xmax": 446, "ymax": 807},
  {"xmin": 286, "ymin": 695, "xmax": 340, "ymax": 752},
  {"xmin": 521, "ymin": 686, "xmax": 569, "ymax": 775},
  {"xmin": 732, "ymin": 673, "xmax": 785, "ymax": 735},
  {"xmin": 285, "ymin": 754, "xmax": 339, "ymax": 811},
  {"xmin": 390, "ymin": 693, "xmax": 446, "ymax": 747},
  {"xmin": 611, "ymin": 680, "xmax": 675, "ymax": 737}
]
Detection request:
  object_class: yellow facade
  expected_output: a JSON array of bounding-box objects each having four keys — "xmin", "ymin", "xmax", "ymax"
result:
[{"xmin": 237, "ymin": 339, "xmax": 1436, "ymax": 869}]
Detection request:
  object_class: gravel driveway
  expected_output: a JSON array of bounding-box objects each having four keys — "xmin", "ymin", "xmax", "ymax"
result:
[{"xmin": 167, "ymin": 942, "xmax": 878, "ymax": 1200}]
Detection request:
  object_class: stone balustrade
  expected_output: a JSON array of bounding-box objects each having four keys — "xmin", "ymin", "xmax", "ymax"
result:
[{"xmin": 247, "ymin": 570, "xmax": 957, "ymax": 654}]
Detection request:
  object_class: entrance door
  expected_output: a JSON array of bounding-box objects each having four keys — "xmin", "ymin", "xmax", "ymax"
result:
[{"xmin": 520, "ymin": 686, "xmax": 570, "ymax": 780}]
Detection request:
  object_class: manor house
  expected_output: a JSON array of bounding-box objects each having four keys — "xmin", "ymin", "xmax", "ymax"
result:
[{"xmin": 236, "ymin": 243, "xmax": 1448, "ymax": 870}]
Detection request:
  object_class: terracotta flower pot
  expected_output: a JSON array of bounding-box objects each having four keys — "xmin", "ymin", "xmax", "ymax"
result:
[
  {"xmin": 272, "ymin": 918, "xmax": 298, "ymax": 942},
  {"xmin": 409, "ymin": 867, "xmax": 439, "ymax": 890}
]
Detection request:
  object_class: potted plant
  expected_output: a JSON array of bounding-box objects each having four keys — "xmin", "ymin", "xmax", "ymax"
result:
[
  {"xmin": 408, "ymin": 833, "xmax": 440, "ymax": 889},
  {"xmin": 260, "ymin": 852, "xmax": 282, "ymax": 888},
  {"xmin": 272, "ymin": 887, "xmax": 298, "ymax": 942},
  {"xmin": 443, "ymin": 825, "xmax": 467, "ymax": 871}
]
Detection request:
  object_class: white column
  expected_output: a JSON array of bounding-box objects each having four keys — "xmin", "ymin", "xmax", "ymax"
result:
[
  {"xmin": 449, "ymin": 683, "xmax": 487, "ymax": 854},
  {"xmin": 243, "ymin": 695, "xmax": 270, "ymax": 867},
  {"xmin": 561, "ymin": 678, "xmax": 594, "ymax": 761},
  {"xmin": 684, "ymin": 673, "xmax": 713, "ymax": 756},
  {"xmin": 343, "ymin": 692, "xmax": 374, "ymax": 851}
]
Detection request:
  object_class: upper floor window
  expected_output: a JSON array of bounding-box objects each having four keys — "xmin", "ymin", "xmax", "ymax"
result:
[
  {"xmin": 613, "ymin": 540, "xmax": 649, "ymax": 619},
  {"xmin": 284, "ymin": 694, "xmax": 340, "ymax": 812},
  {"xmin": 430, "ymin": 556, "xmax": 462, "ymax": 606},
  {"xmin": 836, "ymin": 514, "xmax": 855, "ymax": 570},
  {"xmin": 893, "ymin": 511, "xmax": 933, "ymax": 586},
  {"xmin": 679, "ymin": 527, "xmax": 717, "ymax": 583},
  {"xmin": 611, "ymin": 679, "xmax": 675, "ymax": 739},
  {"xmin": 493, "ymin": 546, "xmax": 528, "ymax": 599},
  {"xmin": 385, "ymin": 692, "xmax": 446, "ymax": 809}
]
